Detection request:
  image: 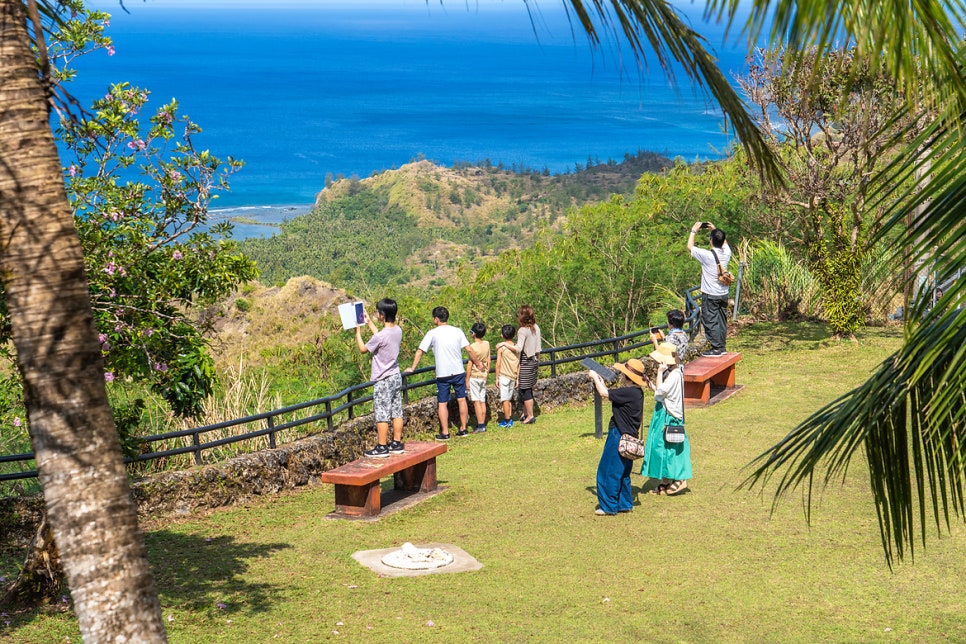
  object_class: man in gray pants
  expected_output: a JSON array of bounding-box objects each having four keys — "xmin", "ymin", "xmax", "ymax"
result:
[{"xmin": 688, "ymin": 222, "xmax": 731, "ymax": 357}]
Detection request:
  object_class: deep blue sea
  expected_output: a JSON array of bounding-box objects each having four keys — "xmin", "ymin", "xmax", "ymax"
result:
[{"xmin": 70, "ymin": 1, "xmax": 755, "ymax": 236}]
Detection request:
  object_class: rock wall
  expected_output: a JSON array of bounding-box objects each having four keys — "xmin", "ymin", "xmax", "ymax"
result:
[{"xmin": 1, "ymin": 372, "xmax": 592, "ymax": 541}]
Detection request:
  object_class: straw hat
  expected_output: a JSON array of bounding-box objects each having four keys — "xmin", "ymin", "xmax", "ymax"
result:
[
  {"xmin": 649, "ymin": 342, "xmax": 678, "ymax": 365},
  {"xmin": 613, "ymin": 358, "xmax": 648, "ymax": 387}
]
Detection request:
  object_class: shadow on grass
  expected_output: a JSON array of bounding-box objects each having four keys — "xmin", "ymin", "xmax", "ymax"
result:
[
  {"xmin": 145, "ymin": 531, "xmax": 291, "ymax": 616},
  {"xmin": 734, "ymin": 320, "xmax": 832, "ymax": 351},
  {"xmin": 585, "ymin": 478, "xmax": 664, "ymax": 509}
]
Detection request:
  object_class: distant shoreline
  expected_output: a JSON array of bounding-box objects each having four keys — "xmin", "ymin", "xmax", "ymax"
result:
[
  {"xmin": 209, "ymin": 204, "xmax": 314, "ymax": 241},
  {"xmin": 209, "ymin": 204, "xmax": 314, "ymax": 223}
]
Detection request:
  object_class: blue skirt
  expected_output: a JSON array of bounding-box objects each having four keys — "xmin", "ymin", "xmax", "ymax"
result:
[{"xmin": 640, "ymin": 401, "xmax": 692, "ymax": 481}]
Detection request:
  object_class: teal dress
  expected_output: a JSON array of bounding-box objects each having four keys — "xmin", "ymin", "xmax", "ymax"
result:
[{"xmin": 640, "ymin": 400, "xmax": 692, "ymax": 480}]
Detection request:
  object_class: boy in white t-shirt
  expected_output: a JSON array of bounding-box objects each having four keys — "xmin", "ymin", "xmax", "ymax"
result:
[{"xmin": 404, "ymin": 306, "xmax": 485, "ymax": 440}]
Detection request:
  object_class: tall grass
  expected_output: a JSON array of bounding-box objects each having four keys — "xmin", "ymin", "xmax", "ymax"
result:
[
  {"xmin": 127, "ymin": 361, "xmax": 285, "ymax": 473},
  {"xmin": 738, "ymin": 239, "xmax": 904, "ymax": 325},
  {"xmin": 738, "ymin": 239, "xmax": 822, "ymax": 321}
]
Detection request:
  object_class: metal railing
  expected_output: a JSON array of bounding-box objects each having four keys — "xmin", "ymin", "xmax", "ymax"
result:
[{"xmin": 1, "ymin": 290, "xmax": 704, "ymax": 482}]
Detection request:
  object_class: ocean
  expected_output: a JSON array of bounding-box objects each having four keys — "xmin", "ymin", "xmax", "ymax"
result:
[{"xmin": 70, "ymin": 1, "xmax": 755, "ymax": 237}]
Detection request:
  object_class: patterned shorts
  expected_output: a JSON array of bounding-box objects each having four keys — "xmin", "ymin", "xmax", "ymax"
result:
[
  {"xmin": 373, "ymin": 372, "xmax": 403, "ymax": 423},
  {"xmin": 469, "ymin": 377, "xmax": 487, "ymax": 402}
]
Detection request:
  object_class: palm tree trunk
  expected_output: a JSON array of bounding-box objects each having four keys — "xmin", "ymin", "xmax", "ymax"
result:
[{"xmin": 0, "ymin": 2, "xmax": 165, "ymax": 640}]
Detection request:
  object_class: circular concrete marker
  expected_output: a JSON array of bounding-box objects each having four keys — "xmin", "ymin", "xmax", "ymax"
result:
[
  {"xmin": 352, "ymin": 542, "xmax": 483, "ymax": 577},
  {"xmin": 381, "ymin": 542, "xmax": 454, "ymax": 570}
]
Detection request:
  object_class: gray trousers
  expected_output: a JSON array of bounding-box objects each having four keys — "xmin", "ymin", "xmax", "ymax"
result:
[{"xmin": 702, "ymin": 293, "xmax": 729, "ymax": 352}]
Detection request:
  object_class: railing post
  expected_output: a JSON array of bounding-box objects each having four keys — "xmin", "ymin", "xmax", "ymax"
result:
[
  {"xmin": 733, "ymin": 261, "xmax": 746, "ymax": 321},
  {"xmin": 594, "ymin": 388, "xmax": 603, "ymax": 440},
  {"xmin": 549, "ymin": 349, "xmax": 557, "ymax": 378},
  {"xmin": 325, "ymin": 400, "xmax": 333, "ymax": 430},
  {"xmin": 402, "ymin": 372, "xmax": 410, "ymax": 404},
  {"xmin": 612, "ymin": 339, "xmax": 621, "ymax": 362},
  {"xmin": 192, "ymin": 431, "xmax": 202, "ymax": 466},
  {"xmin": 267, "ymin": 415, "xmax": 276, "ymax": 450},
  {"xmin": 347, "ymin": 390, "xmax": 354, "ymax": 420}
]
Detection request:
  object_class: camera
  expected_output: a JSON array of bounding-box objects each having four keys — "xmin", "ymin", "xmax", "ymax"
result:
[
  {"xmin": 699, "ymin": 222, "xmax": 712, "ymax": 229},
  {"xmin": 649, "ymin": 327, "xmax": 660, "ymax": 334}
]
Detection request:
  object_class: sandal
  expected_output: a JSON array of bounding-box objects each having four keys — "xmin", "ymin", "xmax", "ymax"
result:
[
  {"xmin": 647, "ymin": 483, "xmax": 669, "ymax": 495},
  {"xmin": 665, "ymin": 480, "xmax": 688, "ymax": 496}
]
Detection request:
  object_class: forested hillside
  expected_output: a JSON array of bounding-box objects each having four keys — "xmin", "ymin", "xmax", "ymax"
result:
[{"xmin": 240, "ymin": 151, "xmax": 673, "ymax": 291}]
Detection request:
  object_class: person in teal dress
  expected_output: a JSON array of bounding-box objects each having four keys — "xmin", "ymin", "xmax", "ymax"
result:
[{"xmin": 641, "ymin": 342, "xmax": 692, "ymax": 496}]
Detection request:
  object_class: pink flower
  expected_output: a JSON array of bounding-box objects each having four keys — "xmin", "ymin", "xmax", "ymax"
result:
[
  {"xmin": 104, "ymin": 372, "xmax": 115, "ymax": 382},
  {"xmin": 98, "ymin": 334, "xmax": 108, "ymax": 344},
  {"xmin": 107, "ymin": 45, "xmax": 115, "ymax": 56},
  {"xmin": 12, "ymin": 417, "xmax": 20, "ymax": 427},
  {"xmin": 68, "ymin": 165, "xmax": 78, "ymax": 177},
  {"xmin": 104, "ymin": 262, "xmax": 117, "ymax": 275},
  {"xmin": 172, "ymin": 250, "xmax": 183, "ymax": 260}
]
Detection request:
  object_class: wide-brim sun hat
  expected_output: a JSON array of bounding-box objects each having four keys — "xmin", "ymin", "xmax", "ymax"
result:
[
  {"xmin": 613, "ymin": 358, "xmax": 648, "ymax": 387},
  {"xmin": 649, "ymin": 342, "xmax": 678, "ymax": 365}
]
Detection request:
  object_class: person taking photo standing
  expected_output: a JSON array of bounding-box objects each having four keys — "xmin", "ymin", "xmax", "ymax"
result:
[{"xmin": 688, "ymin": 221, "xmax": 732, "ymax": 357}]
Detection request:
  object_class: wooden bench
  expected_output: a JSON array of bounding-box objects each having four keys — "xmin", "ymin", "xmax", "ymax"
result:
[
  {"xmin": 320, "ymin": 441, "xmax": 447, "ymax": 518},
  {"xmin": 683, "ymin": 352, "xmax": 742, "ymax": 408}
]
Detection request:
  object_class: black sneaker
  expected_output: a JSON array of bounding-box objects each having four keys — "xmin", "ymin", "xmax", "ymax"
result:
[
  {"xmin": 474, "ymin": 425, "xmax": 487, "ymax": 433},
  {"xmin": 435, "ymin": 432, "xmax": 451, "ymax": 440},
  {"xmin": 388, "ymin": 440, "xmax": 405, "ymax": 453},
  {"xmin": 456, "ymin": 428, "xmax": 470, "ymax": 437},
  {"xmin": 365, "ymin": 444, "xmax": 390, "ymax": 458},
  {"xmin": 701, "ymin": 349, "xmax": 724, "ymax": 357}
]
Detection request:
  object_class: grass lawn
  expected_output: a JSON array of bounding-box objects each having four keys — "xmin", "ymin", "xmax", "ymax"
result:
[{"xmin": 5, "ymin": 322, "xmax": 966, "ymax": 642}]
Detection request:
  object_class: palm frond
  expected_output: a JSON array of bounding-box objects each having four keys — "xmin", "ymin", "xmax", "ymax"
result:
[
  {"xmin": 709, "ymin": 0, "xmax": 966, "ymax": 109},
  {"xmin": 559, "ymin": 0, "xmax": 784, "ymax": 185}
]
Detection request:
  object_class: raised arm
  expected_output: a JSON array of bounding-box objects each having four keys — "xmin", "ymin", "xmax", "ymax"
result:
[
  {"xmin": 687, "ymin": 221, "xmax": 701, "ymax": 251},
  {"xmin": 355, "ymin": 325, "xmax": 369, "ymax": 354},
  {"xmin": 588, "ymin": 370, "xmax": 610, "ymax": 399},
  {"xmin": 364, "ymin": 309, "xmax": 378, "ymax": 335}
]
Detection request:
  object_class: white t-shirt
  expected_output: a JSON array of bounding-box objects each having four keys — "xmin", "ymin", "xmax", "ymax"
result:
[
  {"xmin": 691, "ymin": 243, "xmax": 732, "ymax": 297},
  {"xmin": 654, "ymin": 366, "xmax": 684, "ymax": 420},
  {"xmin": 418, "ymin": 324, "xmax": 470, "ymax": 378}
]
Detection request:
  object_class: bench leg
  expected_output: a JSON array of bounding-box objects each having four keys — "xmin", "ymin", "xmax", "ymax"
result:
[
  {"xmin": 333, "ymin": 481, "xmax": 381, "ymax": 517},
  {"xmin": 394, "ymin": 456, "xmax": 438, "ymax": 493},
  {"xmin": 684, "ymin": 380, "xmax": 711, "ymax": 405},
  {"xmin": 710, "ymin": 365, "xmax": 736, "ymax": 388}
]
